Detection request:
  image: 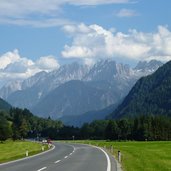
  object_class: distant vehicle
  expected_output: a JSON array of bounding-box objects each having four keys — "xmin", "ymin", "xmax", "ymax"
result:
[
  {"xmin": 47, "ymin": 139, "xmax": 52, "ymax": 144},
  {"xmin": 42, "ymin": 139, "xmax": 47, "ymax": 143}
]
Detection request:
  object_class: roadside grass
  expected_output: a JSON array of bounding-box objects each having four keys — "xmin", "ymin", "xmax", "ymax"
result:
[
  {"xmin": 0, "ymin": 140, "xmax": 48, "ymax": 163},
  {"xmin": 69, "ymin": 140, "xmax": 171, "ymax": 171}
]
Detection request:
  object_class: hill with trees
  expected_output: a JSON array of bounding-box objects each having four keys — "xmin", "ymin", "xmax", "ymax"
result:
[
  {"xmin": 110, "ymin": 60, "xmax": 171, "ymax": 119},
  {"xmin": 0, "ymin": 98, "xmax": 11, "ymax": 111},
  {"xmin": 0, "ymin": 108, "xmax": 63, "ymax": 142}
]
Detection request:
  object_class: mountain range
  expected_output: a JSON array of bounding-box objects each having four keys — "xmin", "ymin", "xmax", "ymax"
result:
[
  {"xmin": 0, "ymin": 59, "xmax": 163, "ymax": 124},
  {"xmin": 110, "ymin": 60, "xmax": 171, "ymax": 119}
]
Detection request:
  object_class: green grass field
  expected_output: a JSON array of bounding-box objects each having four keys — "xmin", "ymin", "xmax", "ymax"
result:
[
  {"xmin": 0, "ymin": 140, "xmax": 48, "ymax": 163},
  {"xmin": 72, "ymin": 140, "xmax": 171, "ymax": 171}
]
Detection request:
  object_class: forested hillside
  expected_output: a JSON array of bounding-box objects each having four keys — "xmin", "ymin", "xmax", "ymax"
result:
[
  {"xmin": 110, "ymin": 61, "xmax": 171, "ymax": 119},
  {"xmin": 0, "ymin": 98, "xmax": 11, "ymax": 111},
  {"xmin": 0, "ymin": 108, "xmax": 63, "ymax": 141}
]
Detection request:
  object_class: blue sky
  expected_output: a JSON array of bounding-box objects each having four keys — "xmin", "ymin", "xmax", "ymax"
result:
[{"xmin": 0, "ymin": 0, "xmax": 171, "ymax": 85}]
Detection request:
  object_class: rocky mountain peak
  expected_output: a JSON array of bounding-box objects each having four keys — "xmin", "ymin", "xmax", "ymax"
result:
[{"xmin": 134, "ymin": 60, "xmax": 163, "ymax": 72}]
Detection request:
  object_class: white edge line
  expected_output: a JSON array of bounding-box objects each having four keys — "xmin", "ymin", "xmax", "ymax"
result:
[
  {"xmin": 0, "ymin": 145, "xmax": 55, "ymax": 166},
  {"xmin": 87, "ymin": 144, "xmax": 111, "ymax": 171},
  {"xmin": 62, "ymin": 142, "xmax": 111, "ymax": 171},
  {"xmin": 64, "ymin": 156, "xmax": 68, "ymax": 159},
  {"xmin": 63, "ymin": 143, "xmax": 76, "ymax": 152},
  {"xmin": 60, "ymin": 143, "xmax": 76, "ymax": 156},
  {"xmin": 37, "ymin": 166, "xmax": 47, "ymax": 171}
]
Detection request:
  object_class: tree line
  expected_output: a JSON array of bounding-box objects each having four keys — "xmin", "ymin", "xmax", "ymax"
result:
[
  {"xmin": 80, "ymin": 115, "xmax": 171, "ymax": 141},
  {"xmin": 0, "ymin": 108, "xmax": 171, "ymax": 142},
  {"xmin": 0, "ymin": 108, "xmax": 63, "ymax": 142}
]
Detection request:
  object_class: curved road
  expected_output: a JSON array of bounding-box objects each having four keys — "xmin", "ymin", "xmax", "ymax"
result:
[{"xmin": 0, "ymin": 142, "xmax": 117, "ymax": 171}]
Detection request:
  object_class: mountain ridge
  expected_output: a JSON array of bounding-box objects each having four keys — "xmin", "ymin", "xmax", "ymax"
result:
[
  {"xmin": 0, "ymin": 59, "xmax": 163, "ymax": 119},
  {"xmin": 110, "ymin": 60, "xmax": 171, "ymax": 119}
]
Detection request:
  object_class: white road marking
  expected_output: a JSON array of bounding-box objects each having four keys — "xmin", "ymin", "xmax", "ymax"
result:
[
  {"xmin": 37, "ymin": 166, "xmax": 47, "ymax": 171},
  {"xmin": 52, "ymin": 143, "xmax": 75, "ymax": 164},
  {"xmin": 65, "ymin": 144, "xmax": 76, "ymax": 153},
  {"xmin": 64, "ymin": 143, "xmax": 111, "ymax": 171},
  {"xmin": 54, "ymin": 160, "xmax": 61, "ymax": 164},
  {"xmin": 89, "ymin": 145, "xmax": 111, "ymax": 171}
]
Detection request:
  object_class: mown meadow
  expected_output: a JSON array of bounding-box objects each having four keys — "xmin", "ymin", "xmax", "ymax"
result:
[{"xmin": 0, "ymin": 140, "xmax": 48, "ymax": 163}]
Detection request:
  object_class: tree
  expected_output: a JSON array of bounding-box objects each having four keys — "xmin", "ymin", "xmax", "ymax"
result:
[
  {"xmin": 105, "ymin": 120, "xmax": 118, "ymax": 140},
  {"xmin": 81, "ymin": 123, "xmax": 94, "ymax": 139},
  {"xmin": 19, "ymin": 119, "xmax": 29, "ymax": 139},
  {"xmin": 0, "ymin": 115, "xmax": 12, "ymax": 142},
  {"xmin": 118, "ymin": 119, "xmax": 131, "ymax": 140}
]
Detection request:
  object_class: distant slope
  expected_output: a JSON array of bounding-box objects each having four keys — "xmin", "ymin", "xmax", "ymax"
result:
[
  {"xmin": 60, "ymin": 104, "xmax": 117, "ymax": 127},
  {"xmin": 6, "ymin": 63, "xmax": 89, "ymax": 109},
  {"xmin": 7, "ymin": 87, "xmax": 42, "ymax": 109},
  {"xmin": 0, "ymin": 98, "xmax": 11, "ymax": 111},
  {"xmin": 110, "ymin": 61, "xmax": 171, "ymax": 119},
  {"xmin": 31, "ymin": 80, "xmax": 117, "ymax": 118}
]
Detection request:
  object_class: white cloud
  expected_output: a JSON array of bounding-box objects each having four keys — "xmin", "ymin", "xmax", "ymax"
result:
[
  {"xmin": 61, "ymin": 23, "xmax": 171, "ymax": 63},
  {"xmin": 0, "ymin": 18, "xmax": 73, "ymax": 28},
  {"xmin": 0, "ymin": 50, "xmax": 60, "ymax": 87},
  {"xmin": 0, "ymin": 49, "xmax": 20, "ymax": 69},
  {"xmin": 0, "ymin": 0, "xmax": 131, "ymax": 27},
  {"xmin": 36, "ymin": 56, "xmax": 60, "ymax": 70},
  {"xmin": 67, "ymin": 0, "xmax": 130, "ymax": 6},
  {"xmin": 116, "ymin": 9, "xmax": 138, "ymax": 17},
  {"xmin": 0, "ymin": 0, "xmax": 62, "ymax": 17},
  {"xmin": 4, "ymin": 58, "xmax": 34, "ymax": 73}
]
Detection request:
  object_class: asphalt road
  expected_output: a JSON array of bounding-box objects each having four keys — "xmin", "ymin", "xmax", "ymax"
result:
[{"xmin": 0, "ymin": 142, "xmax": 117, "ymax": 171}]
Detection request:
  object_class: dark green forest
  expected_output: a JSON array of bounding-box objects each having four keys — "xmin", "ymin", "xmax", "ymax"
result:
[
  {"xmin": 0, "ymin": 108, "xmax": 171, "ymax": 142},
  {"xmin": 0, "ymin": 108, "xmax": 63, "ymax": 141},
  {"xmin": 81, "ymin": 115, "xmax": 171, "ymax": 141}
]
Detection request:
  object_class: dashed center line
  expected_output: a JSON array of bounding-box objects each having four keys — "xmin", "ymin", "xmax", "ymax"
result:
[
  {"xmin": 37, "ymin": 166, "xmax": 47, "ymax": 171},
  {"xmin": 54, "ymin": 160, "xmax": 61, "ymax": 164},
  {"xmin": 54, "ymin": 147, "xmax": 75, "ymax": 164},
  {"xmin": 53, "ymin": 145, "xmax": 76, "ymax": 166},
  {"xmin": 64, "ymin": 156, "xmax": 68, "ymax": 159}
]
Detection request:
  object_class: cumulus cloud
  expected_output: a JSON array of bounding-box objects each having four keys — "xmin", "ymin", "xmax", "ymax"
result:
[
  {"xmin": 3, "ymin": 58, "xmax": 34, "ymax": 73},
  {"xmin": 116, "ymin": 9, "xmax": 138, "ymax": 17},
  {"xmin": 0, "ymin": 50, "xmax": 60, "ymax": 87},
  {"xmin": 61, "ymin": 23, "xmax": 171, "ymax": 63},
  {"xmin": 0, "ymin": 0, "xmax": 131, "ymax": 27},
  {"xmin": 0, "ymin": 49, "xmax": 20, "ymax": 69},
  {"xmin": 36, "ymin": 56, "xmax": 60, "ymax": 70}
]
